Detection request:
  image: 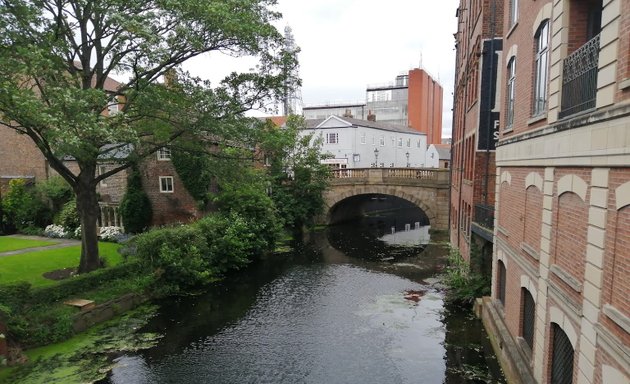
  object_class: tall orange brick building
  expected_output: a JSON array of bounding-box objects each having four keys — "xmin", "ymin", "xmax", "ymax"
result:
[{"xmin": 473, "ymin": 0, "xmax": 630, "ymax": 383}]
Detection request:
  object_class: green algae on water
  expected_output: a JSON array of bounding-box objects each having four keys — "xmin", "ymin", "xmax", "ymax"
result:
[{"xmin": 0, "ymin": 305, "xmax": 162, "ymax": 384}]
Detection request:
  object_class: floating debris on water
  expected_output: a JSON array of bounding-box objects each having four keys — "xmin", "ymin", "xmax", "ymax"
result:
[{"xmin": 404, "ymin": 289, "xmax": 426, "ymax": 303}]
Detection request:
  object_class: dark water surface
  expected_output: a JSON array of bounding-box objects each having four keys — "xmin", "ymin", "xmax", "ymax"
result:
[{"xmin": 102, "ymin": 201, "xmax": 505, "ymax": 383}]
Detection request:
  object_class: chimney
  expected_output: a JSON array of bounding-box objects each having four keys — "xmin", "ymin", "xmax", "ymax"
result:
[
  {"xmin": 343, "ymin": 108, "xmax": 353, "ymax": 118},
  {"xmin": 367, "ymin": 110, "xmax": 376, "ymax": 122}
]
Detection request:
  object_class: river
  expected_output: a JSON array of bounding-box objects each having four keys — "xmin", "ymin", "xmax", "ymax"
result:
[{"xmin": 101, "ymin": 197, "xmax": 505, "ymax": 383}]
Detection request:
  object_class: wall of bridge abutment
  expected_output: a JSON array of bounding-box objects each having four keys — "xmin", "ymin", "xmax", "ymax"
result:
[{"xmin": 320, "ymin": 168, "xmax": 450, "ymax": 230}]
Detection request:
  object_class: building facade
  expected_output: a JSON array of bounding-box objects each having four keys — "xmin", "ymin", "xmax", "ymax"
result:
[
  {"xmin": 303, "ymin": 103, "xmax": 366, "ymax": 120},
  {"xmin": 425, "ymin": 144, "xmax": 451, "ymax": 169},
  {"xmin": 451, "ymin": 0, "xmax": 504, "ymax": 269},
  {"xmin": 486, "ymin": 0, "xmax": 630, "ymax": 383},
  {"xmin": 302, "ymin": 116, "xmax": 427, "ymax": 169}
]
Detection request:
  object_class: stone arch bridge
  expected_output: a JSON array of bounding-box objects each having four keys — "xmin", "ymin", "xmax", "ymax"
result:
[{"xmin": 322, "ymin": 168, "xmax": 450, "ymax": 230}]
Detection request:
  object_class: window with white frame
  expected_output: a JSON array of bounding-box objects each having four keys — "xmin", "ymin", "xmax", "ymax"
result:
[
  {"xmin": 379, "ymin": 136, "xmax": 385, "ymax": 146},
  {"xmin": 360, "ymin": 132, "xmax": 366, "ymax": 144},
  {"xmin": 417, "ymin": 140, "xmax": 421, "ymax": 148},
  {"xmin": 107, "ymin": 96, "xmax": 119, "ymax": 115},
  {"xmin": 398, "ymin": 138, "xmax": 403, "ymax": 147},
  {"xmin": 509, "ymin": 0, "xmax": 518, "ymax": 27},
  {"xmin": 391, "ymin": 136, "xmax": 395, "ymax": 146},
  {"xmin": 533, "ymin": 21, "xmax": 550, "ymax": 116},
  {"xmin": 98, "ymin": 165, "xmax": 108, "ymax": 187},
  {"xmin": 326, "ymin": 132, "xmax": 339, "ymax": 144},
  {"xmin": 506, "ymin": 57, "xmax": 516, "ymax": 130},
  {"xmin": 406, "ymin": 138, "xmax": 411, "ymax": 147},
  {"xmin": 159, "ymin": 176, "xmax": 174, "ymax": 193},
  {"xmin": 157, "ymin": 147, "xmax": 172, "ymax": 161}
]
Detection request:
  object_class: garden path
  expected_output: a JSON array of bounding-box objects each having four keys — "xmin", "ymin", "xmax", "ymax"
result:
[{"xmin": 0, "ymin": 235, "xmax": 80, "ymax": 258}]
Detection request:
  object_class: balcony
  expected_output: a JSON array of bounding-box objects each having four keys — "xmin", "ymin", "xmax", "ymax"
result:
[
  {"xmin": 473, "ymin": 204, "xmax": 495, "ymax": 230},
  {"xmin": 559, "ymin": 34, "xmax": 600, "ymax": 119}
]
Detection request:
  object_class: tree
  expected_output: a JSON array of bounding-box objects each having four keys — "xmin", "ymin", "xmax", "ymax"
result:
[
  {"xmin": 258, "ymin": 115, "xmax": 331, "ymax": 232},
  {"xmin": 0, "ymin": 0, "xmax": 298, "ymax": 272}
]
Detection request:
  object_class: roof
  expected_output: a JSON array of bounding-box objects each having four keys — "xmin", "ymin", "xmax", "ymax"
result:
[
  {"xmin": 433, "ymin": 144, "xmax": 451, "ymax": 159},
  {"xmin": 305, "ymin": 116, "xmax": 425, "ymax": 135},
  {"xmin": 73, "ymin": 61, "xmax": 122, "ymax": 92},
  {"xmin": 266, "ymin": 116, "xmax": 288, "ymax": 127}
]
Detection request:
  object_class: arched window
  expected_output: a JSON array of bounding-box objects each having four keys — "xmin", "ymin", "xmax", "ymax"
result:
[
  {"xmin": 550, "ymin": 323, "xmax": 574, "ymax": 384},
  {"xmin": 497, "ymin": 260, "xmax": 507, "ymax": 306},
  {"xmin": 521, "ymin": 288, "xmax": 535, "ymax": 350},
  {"xmin": 533, "ymin": 21, "xmax": 550, "ymax": 116},
  {"xmin": 506, "ymin": 57, "xmax": 516, "ymax": 130}
]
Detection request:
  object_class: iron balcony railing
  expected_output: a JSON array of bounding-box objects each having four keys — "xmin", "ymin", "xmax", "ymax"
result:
[
  {"xmin": 474, "ymin": 204, "xmax": 495, "ymax": 230},
  {"xmin": 559, "ymin": 34, "xmax": 600, "ymax": 119}
]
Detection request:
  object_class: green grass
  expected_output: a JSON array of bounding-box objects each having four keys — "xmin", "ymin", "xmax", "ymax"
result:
[
  {"xmin": 0, "ymin": 236, "xmax": 58, "ymax": 253},
  {"xmin": 0, "ymin": 242, "xmax": 122, "ymax": 287}
]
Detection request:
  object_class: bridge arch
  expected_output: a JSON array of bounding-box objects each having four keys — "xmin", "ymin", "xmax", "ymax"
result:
[{"xmin": 324, "ymin": 186, "xmax": 437, "ymax": 226}]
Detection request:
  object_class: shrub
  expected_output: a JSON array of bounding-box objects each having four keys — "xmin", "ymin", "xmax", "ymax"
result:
[
  {"xmin": 44, "ymin": 224, "xmax": 68, "ymax": 238},
  {"xmin": 2, "ymin": 179, "xmax": 51, "ymax": 231},
  {"xmin": 133, "ymin": 225, "xmax": 212, "ymax": 289},
  {"xmin": 195, "ymin": 213, "xmax": 255, "ymax": 273},
  {"xmin": 119, "ymin": 168, "xmax": 152, "ymax": 234},
  {"xmin": 99, "ymin": 226, "xmax": 123, "ymax": 242},
  {"xmin": 37, "ymin": 176, "xmax": 73, "ymax": 213},
  {"xmin": 54, "ymin": 199, "xmax": 80, "ymax": 230},
  {"xmin": 442, "ymin": 247, "xmax": 490, "ymax": 306}
]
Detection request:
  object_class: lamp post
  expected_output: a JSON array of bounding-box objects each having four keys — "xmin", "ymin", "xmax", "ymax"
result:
[
  {"xmin": 374, "ymin": 148, "xmax": 379, "ymax": 167},
  {"xmin": 405, "ymin": 151, "xmax": 410, "ymax": 167}
]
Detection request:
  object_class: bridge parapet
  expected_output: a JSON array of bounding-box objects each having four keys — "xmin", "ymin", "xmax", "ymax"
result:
[{"xmin": 330, "ymin": 168, "xmax": 449, "ymax": 187}]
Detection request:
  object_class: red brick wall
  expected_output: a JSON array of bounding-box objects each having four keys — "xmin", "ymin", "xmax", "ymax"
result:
[
  {"xmin": 616, "ymin": 0, "xmax": 630, "ymax": 103},
  {"xmin": 0, "ymin": 124, "xmax": 49, "ymax": 191}
]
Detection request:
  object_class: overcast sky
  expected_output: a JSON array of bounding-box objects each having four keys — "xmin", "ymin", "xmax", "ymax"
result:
[{"xmin": 185, "ymin": 0, "xmax": 459, "ymax": 137}]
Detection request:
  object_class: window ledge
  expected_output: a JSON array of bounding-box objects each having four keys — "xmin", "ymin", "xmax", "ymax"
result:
[
  {"xmin": 497, "ymin": 225, "xmax": 509, "ymax": 237},
  {"xmin": 603, "ymin": 304, "xmax": 630, "ymax": 335},
  {"xmin": 619, "ymin": 78, "xmax": 630, "ymax": 91},
  {"xmin": 550, "ymin": 265, "xmax": 582, "ymax": 293},
  {"xmin": 527, "ymin": 113, "xmax": 547, "ymax": 125},
  {"xmin": 506, "ymin": 22, "xmax": 518, "ymax": 39},
  {"xmin": 520, "ymin": 242, "xmax": 540, "ymax": 260}
]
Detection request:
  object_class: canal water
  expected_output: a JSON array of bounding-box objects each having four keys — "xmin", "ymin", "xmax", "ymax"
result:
[{"xmin": 102, "ymin": 196, "xmax": 505, "ymax": 383}]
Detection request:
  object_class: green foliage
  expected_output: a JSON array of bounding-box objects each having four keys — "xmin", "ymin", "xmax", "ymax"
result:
[
  {"xmin": 54, "ymin": 200, "xmax": 80, "ymax": 230},
  {"xmin": 171, "ymin": 141, "xmax": 214, "ymax": 205},
  {"xmin": 119, "ymin": 168, "xmax": 152, "ymax": 233},
  {"xmin": 0, "ymin": 0, "xmax": 297, "ymax": 273},
  {"xmin": 133, "ymin": 225, "xmax": 213, "ymax": 289},
  {"xmin": 37, "ymin": 176, "xmax": 74, "ymax": 213},
  {"xmin": 442, "ymin": 247, "xmax": 491, "ymax": 306},
  {"xmin": 258, "ymin": 115, "xmax": 331, "ymax": 230},
  {"xmin": 1, "ymin": 179, "xmax": 51, "ymax": 231}
]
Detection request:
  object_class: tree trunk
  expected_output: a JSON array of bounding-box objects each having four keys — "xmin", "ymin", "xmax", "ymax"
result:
[{"xmin": 76, "ymin": 182, "xmax": 101, "ymax": 273}]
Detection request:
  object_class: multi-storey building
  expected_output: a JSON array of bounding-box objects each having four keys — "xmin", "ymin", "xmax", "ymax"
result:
[
  {"xmin": 303, "ymin": 68, "xmax": 444, "ymax": 145},
  {"xmin": 450, "ymin": 0, "xmax": 504, "ymax": 271},
  {"xmin": 301, "ymin": 116, "xmax": 427, "ymax": 169},
  {"xmin": 482, "ymin": 0, "xmax": 630, "ymax": 383}
]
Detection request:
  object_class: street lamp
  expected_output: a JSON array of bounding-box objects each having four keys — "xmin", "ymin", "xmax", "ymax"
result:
[
  {"xmin": 405, "ymin": 151, "xmax": 410, "ymax": 167},
  {"xmin": 374, "ymin": 148, "xmax": 379, "ymax": 167}
]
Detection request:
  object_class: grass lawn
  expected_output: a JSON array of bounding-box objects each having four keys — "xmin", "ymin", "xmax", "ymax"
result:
[
  {"xmin": 0, "ymin": 236, "xmax": 58, "ymax": 253},
  {"xmin": 0, "ymin": 242, "xmax": 122, "ymax": 287}
]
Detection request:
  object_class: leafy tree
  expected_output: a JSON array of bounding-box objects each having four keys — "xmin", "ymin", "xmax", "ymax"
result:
[
  {"xmin": 119, "ymin": 167, "xmax": 152, "ymax": 233},
  {"xmin": 258, "ymin": 115, "xmax": 331, "ymax": 232},
  {"xmin": 0, "ymin": 0, "xmax": 297, "ymax": 272}
]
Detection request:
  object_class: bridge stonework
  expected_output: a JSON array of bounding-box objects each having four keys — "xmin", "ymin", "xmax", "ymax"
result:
[{"xmin": 321, "ymin": 168, "xmax": 450, "ymax": 230}]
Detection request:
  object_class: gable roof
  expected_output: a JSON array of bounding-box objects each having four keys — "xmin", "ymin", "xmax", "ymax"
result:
[
  {"xmin": 432, "ymin": 144, "xmax": 451, "ymax": 159},
  {"xmin": 305, "ymin": 115, "xmax": 424, "ymax": 135}
]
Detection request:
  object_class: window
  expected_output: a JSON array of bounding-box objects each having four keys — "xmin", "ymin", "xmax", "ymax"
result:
[
  {"xmin": 157, "ymin": 147, "xmax": 171, "ymax": 161},
  {"xmin": 509, "ymin": 0, "xmax": 518, "ymax": 27},
  {"xmin": 107, "ymin": 96, "xmax": 119, "ymax": 115},
  {"xmin": 360, "ymin": 133, "xmax": 366, "ymax": 144},
  {"xmin": 417, "ymin": 140, "xmax": 421, "ymax": 148},
  {"xmin": 521, "ymin": 288, "xmax": 535, "ymax": 350},
  {"xmin": 550, "ymin": 323, "xmax": 575, "ymax": 384},
  {"xmin": 533, "ymin": 21, "xmax": 550, "ymax": 116},
  {"xmin": 391, "ymin": 136, "xmax": 395, "ymax": 146},
  {"xmin": 379, "ymin": 136, "xmax": 385, "ymax": 146},
  {"xmin": 326, "ymin": 132, "xmax": 339, "ymax": 144},
  {"xmin": 406, "ymin": 138, "xmax": 411, "ymax": 147},
  {"xmin": 497, "ymin": 260, "xmax": 507, "ymax": 306},
  {"xmin": 98, "ymin": 165, "xmax": 108, "ymax": 187},
  {"xmin": 398, "ymin": 138, "xmax": 403, "ymax": 147},
  {"xmin": 159, "ymin": 176, "xmax": 174, "ymax": 193},
  {"xmin": 506, "ymin": 57, "xmax": 516, "ymax": 130}
]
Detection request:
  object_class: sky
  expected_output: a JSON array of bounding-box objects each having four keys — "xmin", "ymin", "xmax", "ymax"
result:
[{"xmin": 185, "ymin": 0, "xmax": 460, "ymax": 137}]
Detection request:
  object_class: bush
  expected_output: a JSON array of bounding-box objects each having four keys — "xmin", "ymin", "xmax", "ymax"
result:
[
  {"xmin": 133, "ymin": 225, "xmax": 212, "ymax": 289},
  {"xmin": 119, "ymin": 168, "xmax": 152, "ymax": 234},
  {"xmin": 2, "ymin": 179, "xmax": 51, "ymax": 231},
  {"xmin": 37, "ymin": 176, "xmax": 73, "ymax": 213},
  {"xmin": 442, "ymin": 247, "xmax": 490, "ymax": 306},
  {"xmin": 44, "ymin": 224, "xmax": 68, "ymax": 238},
  {"xmin": 54, "ymin": 199, "xmax": 80, "ymax": 230},
  {"xmin": 99, "ymin": 226, "xmax": 123, "ymax": 242}
]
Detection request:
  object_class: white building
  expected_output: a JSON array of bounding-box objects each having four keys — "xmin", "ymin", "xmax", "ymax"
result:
[
  {"xmin": 302, "ymin": 116, "xmax": 427, "ymax": 169},
  {"xmin": 425, "ymin": 144, "xmax": 451, "ymax": 169}
]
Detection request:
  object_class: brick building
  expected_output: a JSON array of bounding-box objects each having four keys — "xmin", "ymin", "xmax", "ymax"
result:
[
  {"xmin": 481, "ymin": 0, "xmax": 630, "ymax": 383},
  {"xmin": 450, "ymin": 0, "xmax": 503, "ymax": 270}
]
